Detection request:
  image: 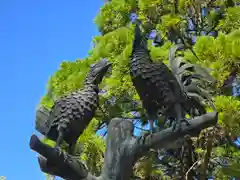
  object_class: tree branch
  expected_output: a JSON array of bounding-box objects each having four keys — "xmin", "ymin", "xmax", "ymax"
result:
[
  {"xmin": 29, "ymin": 135, "xmax": 97, "ymax": 180},
  {"xmin": 135, "ymin": 112, "xmax": 218, "ymax": 155},
  {"xmin": 98, "ymin": 118, "xmax": 136, "ymax": 180},
  {"xmin": 200, "ymin": 134, "xmax": 213, "ymax": 180},
  {"xmin": 185, "ymin": 160, "xmax": 201, "ymax": 180}
]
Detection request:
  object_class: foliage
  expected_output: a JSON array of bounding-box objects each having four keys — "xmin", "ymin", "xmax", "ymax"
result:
[
  {"xmin": 221, "ymin": 162, "xmax": 240, "ymax": 177},
  {"xmin": 185, "ymin": 31, "xmax": 240, "ymax": 87},
  {"xmin": 78, "ymin": 118, "xmax": 105, "ymax": 176},
  {"xmin": 218, "ymin": 7, "xmax": 240, "ymax": 32},
  {"xmin": 94, "ymin": 0, "xmax": 133, "ymax": 35},
  {"xmin": 133, "ymin": 151, "xmax": 171, "ymax": 180},
  {"xmin": 39, "ymin": 0, "xmax": 240, "ymax": 179},
  {"xmin": 45, "ymin": 174, "xmax": 55, "ymax": 180}
]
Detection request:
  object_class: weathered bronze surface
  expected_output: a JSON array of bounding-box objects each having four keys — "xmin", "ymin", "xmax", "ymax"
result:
[
  {"xmin": 130, "ymin": 22, "xmax": 215, "ymax": 131},
  {"xmin": 35, "ymin": 58, "xmax": 112, "ymax": 154}
]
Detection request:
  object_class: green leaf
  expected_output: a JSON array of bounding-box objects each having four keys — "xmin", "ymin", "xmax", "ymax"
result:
[{"xmin": 222, "ymin": 163, "xmax": 240, "ymax": 177}]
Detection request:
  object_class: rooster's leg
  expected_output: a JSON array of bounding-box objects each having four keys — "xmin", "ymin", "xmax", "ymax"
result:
[
  {"xmin": 55, "ymin": 130, "xmax": 67, "ymax": 161},
  {"xmin": 68, "ymin": 143, "xmax": 76, "ymax": 155},
  {"xmin": 56, "ymin": 130, "xmax": 64, "ymax": 149},
  {"xmin": 172, "ymin": 103, "xmax": 190, "ymax": 131},
  {"xmin": 149, "ymin": 120, "xmax": 155, "ymax": 133}
]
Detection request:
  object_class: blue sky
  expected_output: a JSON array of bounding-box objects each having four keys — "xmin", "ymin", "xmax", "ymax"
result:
[{"xmin": 0, "ymin": 0, "xmax": 104, "ymax": 179}]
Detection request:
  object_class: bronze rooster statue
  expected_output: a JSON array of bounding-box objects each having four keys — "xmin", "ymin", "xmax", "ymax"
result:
[
  {"xmin": 35, "ymin": 58, "xmax": 112, "ymax": 155},
  {"xmin": 130, "ymin": 22, "xmax": 215, "ymax": 132}
]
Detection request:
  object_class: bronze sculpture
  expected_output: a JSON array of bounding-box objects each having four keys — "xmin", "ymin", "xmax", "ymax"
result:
[
  {"xmin": 35, "ymin": 58, "xmax": 112, "ymax": 155},
  {"xmin": 129, "ymin": 21, "xmax": 215, "ymax": 132}
]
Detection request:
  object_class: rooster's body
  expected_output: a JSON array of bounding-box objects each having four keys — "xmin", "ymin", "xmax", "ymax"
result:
[
  {"xmin": 35, "ymin": 59, "xmax": 112, "ymax": 154},
  {"xmin": 130, "ymin": 23, "xmax": 214, "ymax": 131}
]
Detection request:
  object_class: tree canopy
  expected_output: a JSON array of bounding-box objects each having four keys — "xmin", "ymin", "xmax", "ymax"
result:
[{"xmin": 38, "ymin": 0, "xmax": 240, "ymax": 179}]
